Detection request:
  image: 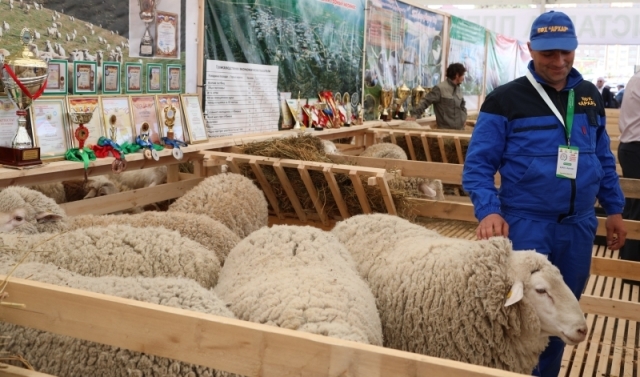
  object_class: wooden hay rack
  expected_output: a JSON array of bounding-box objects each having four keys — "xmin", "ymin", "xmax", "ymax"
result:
[{"xmin": 367, "ymin": 128, "xmax": 472, "ymax": 163}]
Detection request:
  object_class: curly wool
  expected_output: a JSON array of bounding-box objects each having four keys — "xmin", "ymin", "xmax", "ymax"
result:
[
  {"xmin": 214, "ymin": 225, "xmax": 383, "ymax": 346},
  {"xmin": 108, "ymin": 166, "xmax": 167, "ymax": 190},
  {"xmin": 387, "ymin": 171, "xmax": 445, "ymax": 200},
  {"xmin": 333, "ymin": 216, "xmax": 545, "ymax": 374},
  {"xmin": 67, "ymin": 212, "xmax": 241, "ymax": 266},
  {"xmin": 0, "ymin": 224, "xmax": 221, "ymax": 289},
  {"xmin": 169, "ymin": 173, "xmax": 268, "ymax": 239},
  {"xmin": 0, "ymin": 186, "xmax": 67, "ymax": 234},
  {"xmin": 360, "ymin": 143, "xmax": 408, "ymax": 160},
  {"xmin": 29, "ymin": 175, "xmax": 119, "ymax": 204},
  {"xmin": 0, "ymin": 256, "xmax": 239, "ymax": 377}
]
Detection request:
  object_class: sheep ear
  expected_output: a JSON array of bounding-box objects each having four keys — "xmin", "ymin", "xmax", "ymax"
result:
[
  {"xmin": 504, "ymin": 281, "xmax": 524, "ymax": 307},
  {"xmin": 36, "ymin": 212, "xmax": 63, "ymax": 223},
  {"xmin": 84, "ymin": 188, "xmax": 97, "ymax": 199}
]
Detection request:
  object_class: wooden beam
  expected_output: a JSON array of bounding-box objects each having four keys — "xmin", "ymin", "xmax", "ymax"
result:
[
  {"xmin": 60, "ymin": 178, "xmax": 204, "ymax": 216},
  {"xmin": 0, "ymin": 363, "xmax": 56, "ymax": 377},
  {"xmin": 404, "ymin": 132, "xmax": 417, "ymax": 160},
  {"xmin": 349, "ymin": 170, "xmax": 372, "ymax": 214},
  {"xmin": 249, "ymin": 159, "xmax": 283, "ymax": 219},
  {"xmin": 590, "ymin": 256, "xmax": 640, "ymax": 280},
  {"xmin": 580, "ymin": 295, "xmax": 640, "ymax": 323},
  {"xmin": 323, "ymin": 167, "xmax": 350, "ymax": 219},
  {"xmin": 376, "ymin": 172, "xmax": 397, "ymax": 216},
  {"xmin": 273, "ymin": 162, "xmax": 307, "ymax": 222},
  {"xmin": 0, "ymin": 277, "xmax": 529, "ymax": 377},
  {"xmin": 298, "ymin": 164, "xmax": 328, "ymax": 225}
]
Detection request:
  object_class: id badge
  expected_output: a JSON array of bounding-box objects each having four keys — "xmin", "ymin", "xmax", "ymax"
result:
[{"xmin": 556, "ymin": 145, "xmax": 579, "ymax": 179}]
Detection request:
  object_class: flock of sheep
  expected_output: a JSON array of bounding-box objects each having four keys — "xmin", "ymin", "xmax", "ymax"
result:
[{"xmin": 0, "ymin": 163, "xmax": 589, "ymax": 376}]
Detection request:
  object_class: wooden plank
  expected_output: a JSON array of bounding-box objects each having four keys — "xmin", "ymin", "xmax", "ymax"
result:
[
  {"xmin": 60, "ymin": 178, "xmax": 203, "ymax": 216},
  {"xmin": 405, "ymin": 133, "xmax": 417, "ymax": 160},
  {"xmin": 273, "ymin": 162, "xmax": 307, "ymax": 222},
  {"xmin": 579, "ymin": 295, "xmax": 640, "ymax": 322},
  {"xmin": 596, "ymin": 217, "xmax": 640, "ymax": 240},
  {"xmin": 594, "ymin": 276, "xmax": 617, "ymax": 377},
  {"xmin": 249, "ymin": 159, "xmax": 283, "ymax": 220},
  {"xmin": 167, "ymin": 164, "xmax": 180, "ymax": 183},
  {"xmin": 409, "ymin": 199, "xmax": 477, "ymax": 222},
  {"xmin": 0, "ymin": 363, "xmax": 56, "ymax": 377},
  {"xmin": 349, "ymin": 170, "xmax": 372, "ymax": 214},
  {"xmin": 390, "ymin": 132, "xmax": 397, "ymax": 145},
  {"xmin": 0, "ymin": 277, "xmax": 529, "ymax": 377},
  {"xmin": 420, "ymin": 133, "xmax": 433, "ymax": 162},
  {"xmin": 581, "ymin": 272, "xmax": 607, "ymax": 377},
  {"xmin": 622, "ymin": 285, "xmax": 638, "ymax": 377},
  {"xmin": 437, "ymin": 136, "xmax": 448, "ymax": 163},
  {"xmin": 298, "ymin": 164, "xmax": 328, "ymax": 225},
  {"xmin": 225, "ymin": 156, "xmax": 241, "ymax": 174},
  {"xmin": 375, "ymin": 172, "xmax": 397, "ymax": 216},
  {"xmin": 323, "ymin": 167, "xmax": 350, "ymax": 219},
  {"xmin": 590, "ymin": 257, "xmax": 640, "ymax": 280},
  {"xmin": 619, "ymin": 177, "xmax": 640, "ymax": 199}
]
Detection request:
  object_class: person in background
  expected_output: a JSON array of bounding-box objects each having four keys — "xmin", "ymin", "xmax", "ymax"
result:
[
  {"xmin": 406, "ymin": 62, "xmax": 467, "ymax": 129},
  {"xmin": 462, "ymin": 11, "xmax": 626, "ymax": 377},
  {"xmin": 595, "ymin": 77, "xmax": 618, "ymax": 108},
  {"xmin": 618, "ymin": 72, "xmax": 640, "ymax": 265},
  {"xmin": 615, "ymin": 83, "xmax": 625, "ymax": 106}
]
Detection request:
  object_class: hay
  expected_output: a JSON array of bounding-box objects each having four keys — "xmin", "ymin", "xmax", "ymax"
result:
[{"xmin": 238, "ymin": 134, "xmax": 417, "ymax": 220}]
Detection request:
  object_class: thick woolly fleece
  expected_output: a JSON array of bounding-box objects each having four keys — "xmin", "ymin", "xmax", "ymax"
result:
[
  {"xmin": 0, "ymin": 186, "xmax": 67, "ymax": 234},
  {"xmin": 214, "ymin": 225, "xmax": 383, "ymax": 346},
  {"xmin": 333, "ymin": 216, "xmax": 546, "ymax": 374},
  {"xmin": 0, "ymin": 224, "xmax": 221, "ymax": 289},
  {"xmin": 169, "ymin": 173, "xmax": 268, "ymax": 239},
  {"xmin": 67, "ymin": 212, "xmax": 241, "ymax": 266},
  {"xmin": 360, "ymin": 143, "xmax": 408, "ymax": 160},
  {"xmin": 0, "ymin": 257, "xmax": 240, "ymax": 377}
]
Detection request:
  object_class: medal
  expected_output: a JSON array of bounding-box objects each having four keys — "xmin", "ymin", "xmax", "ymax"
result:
[
  {"xmin": 172, "ymin": 148, "xmax": 183, "ymax": 160},
  {"xmin": 151, "ymin": 149, "xmax": 159, "ymax": 161},
  {"xmin": 111, "ymin": 159, "xmax": 127, "ymax": 173},
  {"xmin": 144, "ymin": 149, "xmax": 152, "ymax": 159}
]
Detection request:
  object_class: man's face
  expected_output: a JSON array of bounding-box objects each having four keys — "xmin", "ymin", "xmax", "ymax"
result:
[
  {"xmin": 453, "ymin": 73, "xmax": 465, "ymax": 85},
  {"xmin": 528, "ymin": 42, "xmax": 575, "ymax": 90},
  {"xmin": 596, "ymin": 78, "xmax": 605, "ymax": 89}
]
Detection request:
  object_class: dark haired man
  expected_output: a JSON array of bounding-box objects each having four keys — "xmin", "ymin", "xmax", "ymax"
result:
[{"xmin": 408, "ymin": 62, "xmax": 467, "ymax": 129}]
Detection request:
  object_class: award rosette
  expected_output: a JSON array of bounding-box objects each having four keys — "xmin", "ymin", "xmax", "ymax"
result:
[
  {"xmin": 136, "ymin": 122, "xmax": 162, "ymax": 161},
  {"xmin": 319, "ymin": 90, "xmax": 341, "ymax": 128},
  {"xmin": 66, "ymin": 107, "xmax": 98, "ymax": 170},
  {"xmin": 92, "ymin": 114, "xmax": 127, "ymax": 173}
]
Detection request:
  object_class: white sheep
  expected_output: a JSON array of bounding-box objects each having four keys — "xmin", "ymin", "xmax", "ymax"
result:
[
  {"xmin": 331, "ymin": 214, "xmax": 588, "ymax": 374},
  {"xmin": 0, "ymin": 186, "xmax": 67, "ymax": 234},
  {"xmin": 0, "ymin": 224, "xmax": 222, "ymax": 289},
  {"xmin": 214, "ymin": 225, "xmax": 383, "ymax": 346},
  {"xmin": 0, "ymin": 256, "xmax": 237, "ymax": 377},
  {"xmin": 321, "ymin": 139, "xmax": 340, "ymax": 155},
  {"xmin": 67, "ymin": 211, "xmax": 241, "ymax": 266},
  {"xmin": 108, "ymin": 165, "xmax": 167, "ymax": 190},
  {"xmin": 387, "ymin": 170, "xmax": 445, "ymax": 200},
  {"xmin": 28, "ymin": 175, "xmax": 119, "ymax": 204},
  {"xmin": 360, "ymin": 142, "xmax": 408, "ymax": 160},
  {"xmin": 169, "ymin": 173, "xmax": 268, "ymax": 239}
]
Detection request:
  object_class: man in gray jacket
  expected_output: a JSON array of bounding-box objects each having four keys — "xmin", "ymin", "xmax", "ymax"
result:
[{"xmin": 408, "ymin": 62, "xmax": 467, "ymax": 129}]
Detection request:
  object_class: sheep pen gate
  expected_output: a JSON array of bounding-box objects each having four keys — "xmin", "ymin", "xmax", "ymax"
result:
[{"xmin": 200, "ymin": 151, "xmax": 398, "ymax": 226}]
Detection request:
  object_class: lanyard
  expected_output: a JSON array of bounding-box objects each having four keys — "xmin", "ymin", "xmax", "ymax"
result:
[{"xmin": 525, "ymin": 71, "xmax": 575, "ymax": 145}]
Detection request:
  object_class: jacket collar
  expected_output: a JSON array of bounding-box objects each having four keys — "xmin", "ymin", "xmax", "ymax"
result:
[{"xmin": 527, "ymin": 60, "xmax": 583, "ymax": 91}]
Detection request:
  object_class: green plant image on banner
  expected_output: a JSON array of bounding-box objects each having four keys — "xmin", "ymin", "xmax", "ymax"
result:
[
  {"xmin": 205, "ymin": 0, "xmax": 365, "ymax": 106},
  {"xmin": 363, "ymin": 0, "xmax": 444, "ymax": 121},
  {"xmin": 448, "ymin": 16, "xmax": 486, "ymax": 110},
  {"xmin": 485, "ymin": 31, "xmax": 517, "ymax": 94}
]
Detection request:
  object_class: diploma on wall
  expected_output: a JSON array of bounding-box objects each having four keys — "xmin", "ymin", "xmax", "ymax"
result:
[{"xmin": 155, "ymin": 11, "xmax": 178, "ymax": 58}]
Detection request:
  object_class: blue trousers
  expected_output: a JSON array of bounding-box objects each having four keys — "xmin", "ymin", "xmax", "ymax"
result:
[{"xmin": 505, "ymin": 214, "xmax": 598, "ymax": 377}]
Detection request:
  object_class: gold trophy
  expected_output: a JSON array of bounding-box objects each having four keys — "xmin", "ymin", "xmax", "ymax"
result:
[
  {"xmin": 379, "ymin": 87, "xmax": 394, "ymax": 121},
  {"xmin": 0, "ymin": 28, "xmax": 48, "ymax": 166},
  {"xmin": 138, "ymin": 0, "xmax": 157, "ymax": 57},
  {"xmin": 68, "ymin": 107, "xmax": 95, "ymax": 150},
  {"xmin": 395, "ymin": 83, "xmax": 411, "ymax": 120},
  {"xmin": 411, "ymin": 84, "xmax": 426, "ymax": 118},
  {"xmin": 162, "ymin": 102, "xmax": 184, "ymax": 160}
]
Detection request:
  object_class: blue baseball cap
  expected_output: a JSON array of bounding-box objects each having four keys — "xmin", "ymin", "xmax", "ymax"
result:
[{"xmin": 529, "ymin": 11, "xmax": 578, "ymax": 51}]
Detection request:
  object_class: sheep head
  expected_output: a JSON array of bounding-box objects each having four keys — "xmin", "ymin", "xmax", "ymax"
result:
[
  {"xmin": 0, "ymin": 186, "xmax": 66, "ymax": 234},
  {"xmin": 506, "ymin": 250, "xmax": 587, "ymax": 345},
  {"xmin": 82, "ymin": 176, "xmax": 119, "ymax": 199}
]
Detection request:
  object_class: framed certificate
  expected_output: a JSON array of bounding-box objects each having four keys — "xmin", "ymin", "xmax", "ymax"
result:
[
  {"xmin": 180, "ymin": 94, "xmax": 208, "ymax": 143},
  {"xmin": 129, "ymin": 95, "xmax": 161, "ymax": 144},
  {"xmin": 102, "ymin": 62, "xmax": 121, "ymax": 94},
  {"xmin": 0, "ymin": 96, "xmax": 20, "ymax": 147},
  {"xmin": 29, "ymin": 97, "xmax": 70, "ymax": 159},
  {"xmin": 155, "ymin": 11, "xmax": 179, "ymax": 58},
  {"xmin": 146, "ymin": 63, "xmax": 163, "ymax": 94},
  {"xmin": 156, "ymin": 94, "xmax": 187, "ymax": 143},
  {"xmin": 66, "ymin": 96, "xmax": 106, "ymax": 148},
  {"xmin": 100, "ymin": 95, "xmax": 135, "ymax": 145},
  {"xmin": 73, "ymin": 61, "xmax": 97, "ymax": 95},
  {"xmin": 166, "ymin": 64, "xmax": 182, "ymax": 93},
  {"xmin": 44, "ymin": 59, "xmax": 68, "ymax": 95},
  {"xmin": 125, "ymin": 62, "xmax": 143, "ymax": 94}
]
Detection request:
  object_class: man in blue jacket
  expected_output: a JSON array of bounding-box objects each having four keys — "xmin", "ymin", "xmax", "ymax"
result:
[{"xmin": 462, "ymin": 11, "xmax": 626, "ymax": 377}]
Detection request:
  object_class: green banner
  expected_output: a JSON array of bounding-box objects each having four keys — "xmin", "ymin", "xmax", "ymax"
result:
[{"xmin": 448, "ymin": 16, "xmax": 487, "ymax": 109}]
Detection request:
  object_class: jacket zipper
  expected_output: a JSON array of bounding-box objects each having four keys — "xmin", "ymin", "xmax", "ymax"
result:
[{"xmin": 555, "ymin": 90, "xmax": 576, "ymax": 219}]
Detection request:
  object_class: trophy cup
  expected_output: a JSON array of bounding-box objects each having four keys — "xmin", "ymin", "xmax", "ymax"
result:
[
  {"xmin": 68, "ymin": 107, "xmax": 95, "ymax": 151},
  {"xmin": 138, "ymin": 0, "xmax": 157, "ymax": 57},
  {"xmin": 379, "ymin": 87, "xmax": 393, "ymax": 121},
  {"xmin": 162, "ymin": 102, "xmax": 185, "ymax": 160},
  {"xmin": 97, "ymin": 114, "xmax": 128, "ymax": 173},
  {"xmin": 0, "ymin": 28, "xmax": 48, "ymax": 167},
  {"xmin": 412, "ymin": 84, "xmax": 426, "ymax": 110},
  {"xmin": 137, "ymin": 122, "xmax": 159, "ymax": 161},
  {"xmin": 395, "ymin": 83, "xmax": 411, "ymax": 120}
]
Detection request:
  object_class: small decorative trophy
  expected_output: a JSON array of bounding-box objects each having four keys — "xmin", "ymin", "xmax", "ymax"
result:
[
  {"xmin": 395, "ymin": 83, "xmax": 411, "ymax": 120},
  {"xmin": 289, "ymin": 91, "xmax": 302, "ymax": 130},
  {"xmin": 161, "ymin": 102, "xmax": 186, "ymax": 160},
  {"xmin": 97, "ymin": 114, "xmax": 127, "ymax": 173},
  {"xmin": 138, "ymin": 0, "xmax": 157, "ymax": 57},
  {"xmin": 412, "ymin": 84, "xmax": 427, "ymax": 115},
  {"xmin": 379, "ymin": 87, "xmax": 394, "ymax": 121},
  {"xmin": 137, "ymin": 122, "xmax": 159, "ymax": 161},
  {"xmin": 341, "ymin": 92, "xmax": 351, "ymax": 127},
  {"xmin": 68, "ymin": 107, "xmax": 97, "ymax": 170},
  {"xmin": 0, "ymin": 28, "xmax": 48, "ymax": 167}
]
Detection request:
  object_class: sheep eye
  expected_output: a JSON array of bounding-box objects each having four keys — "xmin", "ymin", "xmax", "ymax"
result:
[
  {"xmin": 13, "ymin": 216, "xmax": 23, "ymax": 222},
  {"xmin": 535, "ymin": 288, "xmax": 547, "ymax": 294}
]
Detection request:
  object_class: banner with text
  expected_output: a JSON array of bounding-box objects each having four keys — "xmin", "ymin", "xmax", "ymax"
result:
[
  {"xmin": 448, "ymin": 16, "xmax": 486, "ymax": 110},
  {"xmin": 485, "ymin": 31, "xmax": 518, "ymax": 94}
]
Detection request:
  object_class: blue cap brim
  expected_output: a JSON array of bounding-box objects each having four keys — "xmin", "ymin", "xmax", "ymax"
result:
[{"xmin": 530, "ymin": 37, "xmax": 578, "ymax": 51}]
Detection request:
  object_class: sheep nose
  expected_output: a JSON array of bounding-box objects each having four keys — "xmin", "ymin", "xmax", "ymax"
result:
[{"xmin": 575, "ymin": 325, "xmax": 588, "ymax": 341}]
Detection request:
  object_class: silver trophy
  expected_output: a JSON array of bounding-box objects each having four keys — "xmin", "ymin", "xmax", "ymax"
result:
[{"xmin": 138, "ymin": 0, "xmax": 157, "ymax": 57}]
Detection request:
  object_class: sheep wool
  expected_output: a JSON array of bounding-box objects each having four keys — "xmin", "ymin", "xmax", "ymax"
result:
[
  {"xmin": 360, "ymin": 142, "xmax": 408, "ymax": 160},
  {"xmin": 0, "ymin": 186, "xmax": 67, "ymax": 234},
  {"xmin": 333, "ymin": 216, "xmax": 546, "ymax": 374},
  {"xmin": 214, "ymin": 225, "xmax": 383, "ymax": 346},
  {"xmin": 169, "ymin": 173, "xmax": 268, "ymax": 239},
  {"xmin": 29, "ymin": 175, "xmax": 119, "ymax": 204},
  {"xmin": 0, "ymin": 257, "xmax": 240, "ymax": 377},
  {"xmin": 0, "ymin": 224, "xmax": 221, "ymax": 289},
  {"xmin": 67, "ymin": 212, "xmax": 241, "ymax": 266},
  {"xmin": 387, "ymin": 172, "xmax": 445, "ymax": 200},
  {"xmin": 108, "ymin": 165, "xmax": 167, "ymax": 190}
]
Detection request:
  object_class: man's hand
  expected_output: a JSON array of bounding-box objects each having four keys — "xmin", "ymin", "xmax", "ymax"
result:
[
  {"xmin": 477, "ymin": 213, "xmax": 509, "ymax": 240},
  {"xmin": 605, "ymin": 214, "xmax": 627, "ymax": 250}
]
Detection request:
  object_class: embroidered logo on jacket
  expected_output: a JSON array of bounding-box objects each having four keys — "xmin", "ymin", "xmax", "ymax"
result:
[{"xmin": 577, "ymin": 96, "xmax": 596, "ymax": 106}]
